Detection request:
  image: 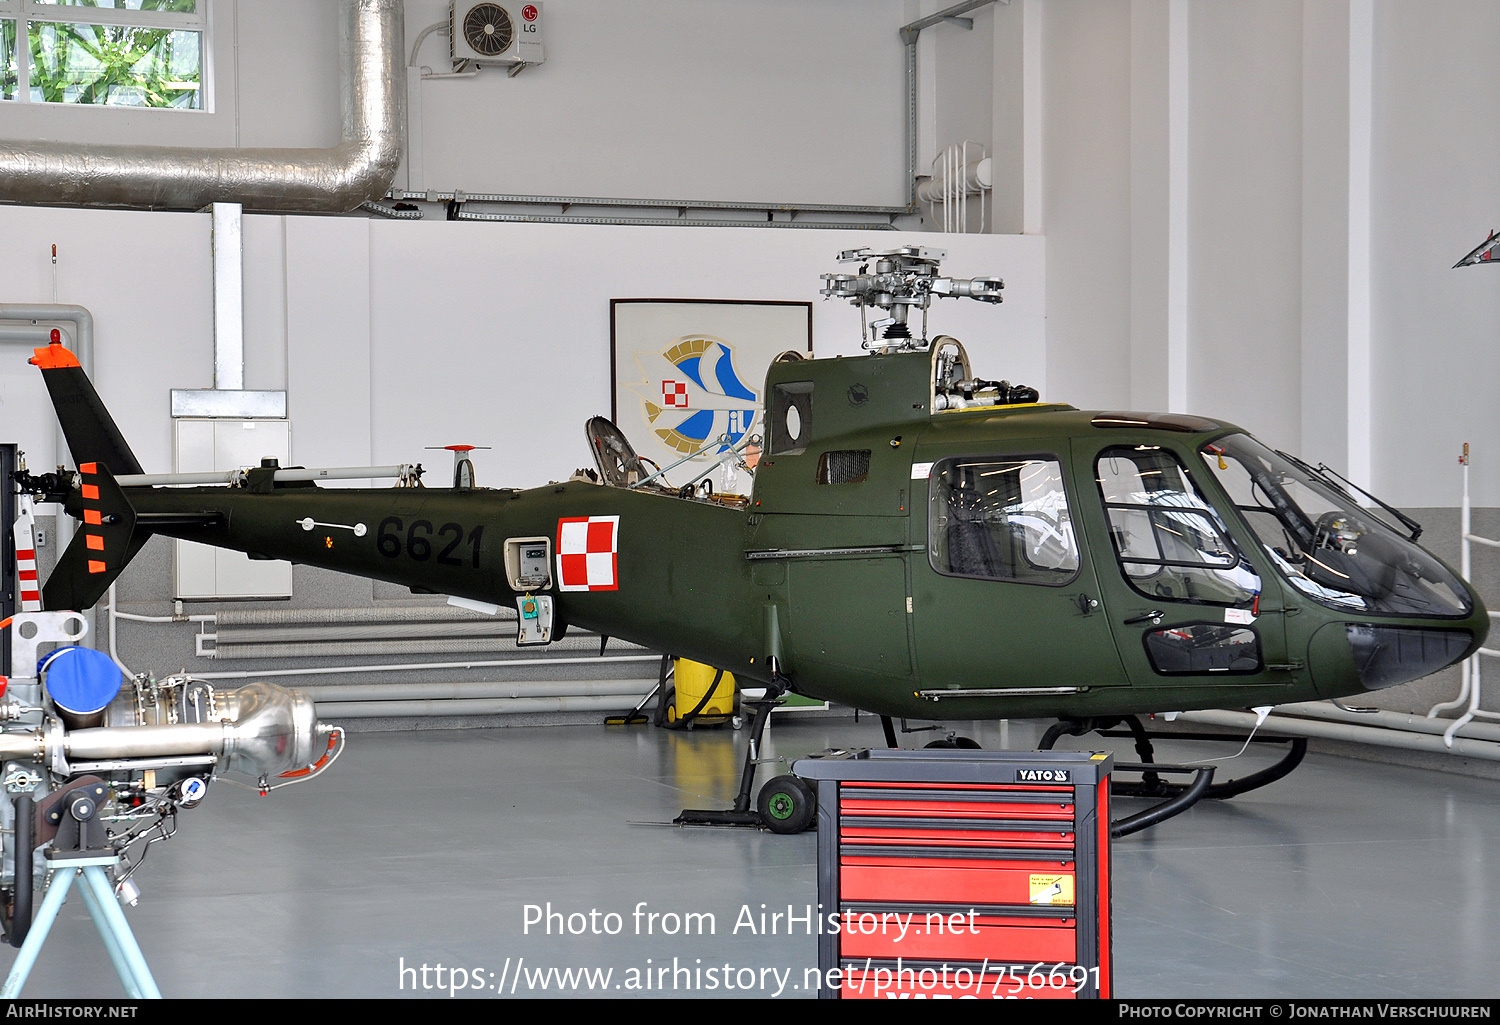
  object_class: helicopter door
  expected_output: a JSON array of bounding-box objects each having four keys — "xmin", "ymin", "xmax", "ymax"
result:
[
  {"xmin": 911, "ymin": 453, "xmax": 1128, "ymax": 692},
  {"xmin": 1080, "ymin": 441, "xmax": 1292, "ymax": 688}
]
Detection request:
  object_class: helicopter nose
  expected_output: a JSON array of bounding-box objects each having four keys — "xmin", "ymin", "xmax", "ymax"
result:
[{"xmin": 1308, "ymin": 618, "xmax": 1482, "ymax": 696}]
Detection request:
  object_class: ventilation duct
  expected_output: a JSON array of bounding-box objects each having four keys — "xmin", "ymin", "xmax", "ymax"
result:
[{"xmin": 0, "ymin": 0, "xmax": 405, "ymax": 214}]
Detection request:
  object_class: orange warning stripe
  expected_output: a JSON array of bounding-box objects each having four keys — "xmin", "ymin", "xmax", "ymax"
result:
[
  {"xmin": 88, "ymin": 560, "xmax": 106, "ymax": 574},
  {"xmin": 84, "ymin": 510, "xmax": 102, "ymax": 525},
  {"xmin": 86, "ymin": 535, "xmax": 104, "ymax": 551},
  {"xmin": 81, "ymin": 483, "xmax": 99, "ymax": 501},
  {"xmin": 80, "ymin": 462, "xmax": 97, "ymax": 475}
]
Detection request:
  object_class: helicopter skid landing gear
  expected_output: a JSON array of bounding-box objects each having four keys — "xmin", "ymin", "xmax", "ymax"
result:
[
  {"xmin": 675, "ymin": 677, "xmax": 816, "ymax": 832},
  {"xmin": 1039, "ymin": 715, "xmax": 1309, "ymax": 837}
]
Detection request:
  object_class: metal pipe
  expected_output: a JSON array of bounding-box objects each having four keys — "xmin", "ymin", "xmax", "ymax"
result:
[
  {"xmin": 898, "ymin": 0, "xmax": 1008, "ymax": 212},
  {"xmin": 403, "ymin": 190, "xmax": 911, "ymax": 215},
  {"xmin": 187, "ymin": 654, "xmax": 660, "ymax": 682},
  {"xmin": 316, "ymin": 694, "xmax": 649, "ymax": 718},
  {"xmin": 0, "ymin": 323, "xmax": 73, "ymax": 484},
  {"xmin": 219, "ymin": 621, "xmax": 535, "ymax": 644},
  {"xmin": 117, "ymin": 464, "xmax": 415, "ymax": 487},
  {"xmin": 0, "ymin": 304, "xmax": 93, "ymax": 634},
  {"xmin": 1176, "ymin": 709, "xmax": 1500, "ymax": 762},
  {"xmin": 452, "ymin": 210, "xmax": 897, "ymax": 230},
  {"xmin": 0, "ymin": 325, "xmax": 63, "ymax": 345},
  {"xmin": 215, "ymin": 604, "xmax": 512, "ymax": 625},
  {"xmin": 1270, "ymin": 701, "xmax": 1500, "ymax": 744},
  {"xmin": 361, "ymin": 200, "xmax": 424, "ymax": 220},
  {"xmin": 309, "ymin": 679, "xmax": 655, "ymax": 702},
  {"xmin": 0, "ymin": 0, "xmax": 404, "ymax": 213},
  {"xmin": 66, "ymin": 723, "xmax": 223, "ymax": 761},
  {"xmin": 0, "ymin": 304, "xmax": 93, "ymax": 375},
  {"xmin": 900, "ymin": 0, "xmax": 1005, "ymax": 42}
]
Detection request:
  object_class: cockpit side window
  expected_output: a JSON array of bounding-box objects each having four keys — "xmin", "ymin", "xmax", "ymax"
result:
[
  {"xmin": 1095, "ymin": 446, "xmax": 1261, "ymax": 606},
  {"xmin": 928, "ymin": 456, "xmax": 1080, "ymax": 585}
]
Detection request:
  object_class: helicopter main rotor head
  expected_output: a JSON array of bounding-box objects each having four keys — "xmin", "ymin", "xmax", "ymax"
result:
[{"xmin": 819, "ymin": 246, "xmax": 1003, "ymax": 350}]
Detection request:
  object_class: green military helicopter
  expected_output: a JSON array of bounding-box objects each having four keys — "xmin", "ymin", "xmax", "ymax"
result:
[{"xmin": 16, "ymin": 246, "xmax": 1487, "ymax": 835}]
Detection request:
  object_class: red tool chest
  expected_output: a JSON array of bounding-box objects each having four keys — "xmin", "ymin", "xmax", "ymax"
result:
[{"xmin": 792, "ymin": 749, "xmax": 1113, "ymax": 1000}]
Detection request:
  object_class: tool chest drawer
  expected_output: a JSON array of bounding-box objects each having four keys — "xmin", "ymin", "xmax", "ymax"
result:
[
  {"xmin": 794, "ymin": 749, "xmax": 1112, "ymax": 1000},
  {"xmin": 839, "ymin": 963, "xmax": 1084, "ymax": 1000}
]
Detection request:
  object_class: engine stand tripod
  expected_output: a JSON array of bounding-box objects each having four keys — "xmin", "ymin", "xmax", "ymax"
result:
[{"xmin": 1, "ymin": 783, "xmax": 161, "ymax": 999}]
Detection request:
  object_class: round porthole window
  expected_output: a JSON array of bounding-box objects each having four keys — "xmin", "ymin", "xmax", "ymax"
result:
[{"xmin": 785, "ymin": 404, "xmax": 802, "ymax": 441}]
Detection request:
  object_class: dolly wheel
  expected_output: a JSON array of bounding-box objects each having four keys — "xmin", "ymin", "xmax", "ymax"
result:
[{"xmin": 758, "ymin": 775, "xmax": 815, "ymax": 834}]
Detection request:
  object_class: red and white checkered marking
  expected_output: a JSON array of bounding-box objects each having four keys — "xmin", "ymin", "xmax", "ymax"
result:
[
  {"xmin": 13, "ymin": 495, "xmax": 40, "ymax": 611},
  {"xmin": 662, "ymin": 380, "xmax": 689, "ymax": 408},
  {"xmin": 557, "ymin": 516, "xmax": 619, "ymax": 592}
]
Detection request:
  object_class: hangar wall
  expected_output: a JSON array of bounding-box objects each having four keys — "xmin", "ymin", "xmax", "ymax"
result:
[
  {"xmin": 1025, "ymin": 0, "xmax": 1500, "ymax": 511},
  {"xmin": 2, "ymin": 0, "xmax": 1498, "ymax": 725},
  {"xmin": 0, "ymin": 212, "xmax": 1044, "ymax": 486}
]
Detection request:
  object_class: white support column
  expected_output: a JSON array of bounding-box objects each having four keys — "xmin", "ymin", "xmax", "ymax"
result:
[
  {"xmin": 1129, "ymin": 0, "xmax": 1188, "ymax": 413},
  {"xmin": 991, "ymin": 0, "xmax": 1037, "ymax": 235},
  {"xmin": 1021, "ymin": 0, "xmax": 1043, "ymax": 235},
  {"xmin": 1165, "ymin": 0, "xmax": 1189, "ymax": 414},
  {"xmin": 1346, "ymin": 0, "xmax": 1374, "ymax": 488}
]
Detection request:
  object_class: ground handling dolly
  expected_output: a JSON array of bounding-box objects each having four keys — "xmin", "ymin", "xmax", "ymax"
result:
[{"xmin": 673, "ymin": 675, "xmax": 817, "ymax": 834}]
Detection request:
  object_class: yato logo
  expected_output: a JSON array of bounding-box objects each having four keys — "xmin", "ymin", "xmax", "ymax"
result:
[
  {"xmin": 522, "ymin": 4, "xmax": 538, "ymax": 20},
  {"xmin": 1017, "ymin": 768, "xmax": 1069, "ymax": 783},
  {"xmin": 847, "ymin": 383, "xmax": 869, "ymax": 406}
]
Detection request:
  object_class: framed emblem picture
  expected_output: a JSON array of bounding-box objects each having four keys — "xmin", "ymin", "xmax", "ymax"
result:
[{"xmin": 610, "ymin": 299, "xmax": 814, "ymax": 495}]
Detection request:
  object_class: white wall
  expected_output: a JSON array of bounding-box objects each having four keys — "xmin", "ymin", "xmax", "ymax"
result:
[
  {"xmin": 1371, "ymin": 0, "xmax": 1500, "ymax": 509},
  {"xmin": 1040, "ymin": 0, "xmax": 1132, "ymax": 411},
  {"xmin": 3, "ymin": 0, "xmax": 1497, "ymax": 510},
  {"xmin": 1032, "ymin": 0, "xmax": 1500, "ymax": 509},
  {"xmin": 1186, "ymin": 0, "xmax": 1304, "ymax": 454},
  {"xmin": 405, "ymin": 0, "xmax": 911, "ymax": 206},
  {"xmin": 0, "ymin": 0, "xmax": 915, "ymax": 209},
  {"xmin": 0, "ymin": 208, "xmax": 1045, "ymax": 493}
]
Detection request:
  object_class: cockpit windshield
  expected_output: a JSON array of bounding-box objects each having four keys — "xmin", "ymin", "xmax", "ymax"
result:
[{"xmin": 1200, "ymin": 434, "xmax": 1472, "ymax": 618}]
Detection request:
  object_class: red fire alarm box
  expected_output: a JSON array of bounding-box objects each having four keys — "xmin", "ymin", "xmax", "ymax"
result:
[{"xmin": 792, "ymin": 748, "xmax": 1112, "ymax": 1000}]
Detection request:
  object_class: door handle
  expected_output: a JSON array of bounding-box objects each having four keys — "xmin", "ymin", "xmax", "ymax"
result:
[
  {"xmin": 1124, "ymin": 610, "xmax": 1164, "ymax": 626},
  {"xmin": 1073, "ymin": 593, "xmax": 1099, "ymax": 615}
]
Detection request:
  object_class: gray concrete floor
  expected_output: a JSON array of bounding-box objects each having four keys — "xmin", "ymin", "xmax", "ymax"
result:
[{"xmin": 5, "ymin": 714, "xmax": 1500, "ymax": 999}]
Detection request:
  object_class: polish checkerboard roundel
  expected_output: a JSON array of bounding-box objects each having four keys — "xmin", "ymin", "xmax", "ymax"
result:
[{"xmin": 557, "ymin": 516, "xmax": 619, "ymax": 591}]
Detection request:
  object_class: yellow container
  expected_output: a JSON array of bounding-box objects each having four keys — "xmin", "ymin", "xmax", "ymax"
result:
[{"xmin": 669, "ymin": 658, "xmax": 736, "ymax": 723}]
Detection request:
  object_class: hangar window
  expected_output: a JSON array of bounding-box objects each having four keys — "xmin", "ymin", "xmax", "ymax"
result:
[
  {"xmin": 0, "ymin": 1, "xmax": 205, "ymax": 109},
  {"xmin": 1095, "ymin": 446, "xmax": 1260, "ymax": 605},
  {"xmin": 928, "ymin": 456, "xmax": 1080, "ymax": 585}
]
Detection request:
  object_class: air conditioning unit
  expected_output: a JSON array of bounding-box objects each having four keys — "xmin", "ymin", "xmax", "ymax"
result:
[{"xmin": 451, "ymin": 2, "xmax": 545, "ymax": 69}]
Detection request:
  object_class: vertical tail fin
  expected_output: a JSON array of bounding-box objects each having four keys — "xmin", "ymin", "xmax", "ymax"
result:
[
  {"xmin": 30, "ymin": 340, "xmax": 143, "ymax": 476},
  {"xmin": 28, "ymin": 341, "xmax": 151, "ymax": 610}
]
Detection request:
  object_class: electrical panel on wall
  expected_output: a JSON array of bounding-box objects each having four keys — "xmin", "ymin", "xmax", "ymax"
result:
[
  {"xmin": 174, "ymin": 419, "xmax": 293, "ymax": 601},
  {"xmin": 450, "ymin": 2, "xmax": 545, "ymax": 70}
]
